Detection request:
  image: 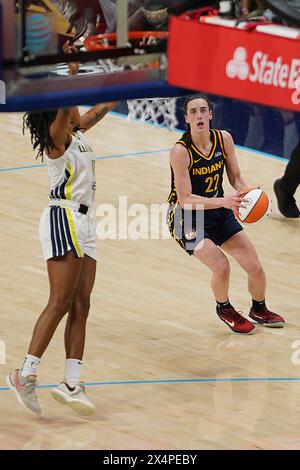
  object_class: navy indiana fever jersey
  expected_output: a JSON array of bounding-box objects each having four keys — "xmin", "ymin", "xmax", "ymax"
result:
[{"xmin": 168, "ymin": 129, "xmax": 227, "ymax": 205}]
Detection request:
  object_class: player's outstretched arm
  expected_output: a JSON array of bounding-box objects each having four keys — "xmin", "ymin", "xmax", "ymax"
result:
[
  {"xmin": 79, "ymin": 102, "xmax": 118, "ymax": 132},
  {"xmin": 49, "ymin": 107, "xmax": 73, "ymax": 153}
]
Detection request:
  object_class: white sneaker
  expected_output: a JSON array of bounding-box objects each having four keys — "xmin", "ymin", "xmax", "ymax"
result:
[
  {"xmin": 51, "ymin": 382, "xmax": 95, "ymax": 416},
  {"xmin": 6, "ymin": 369, "xmax": 41, "ymax": 415}
]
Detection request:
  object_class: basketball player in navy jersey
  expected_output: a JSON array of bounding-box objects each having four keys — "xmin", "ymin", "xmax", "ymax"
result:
[
  {"xmin": 167, "ymin": 95, "xmax": 285, "ymax": 334},
  {"xmin": 7, "ymin": 42, "xmax": 117, "ymax": 415}
]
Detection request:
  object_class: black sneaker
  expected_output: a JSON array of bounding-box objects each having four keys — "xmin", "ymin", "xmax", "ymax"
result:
[{"xmin": 273, "ymin": 178, "xmax": 300, "ymax": 218}]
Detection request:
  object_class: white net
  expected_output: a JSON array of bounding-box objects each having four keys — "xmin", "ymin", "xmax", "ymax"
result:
[
  {"xmin": 127, "ymin": 97, "xmax": 178, "ymax": 129},
  {"xmin": 93, "ymin": 59, "xmax": 179, "ymax": 130}
]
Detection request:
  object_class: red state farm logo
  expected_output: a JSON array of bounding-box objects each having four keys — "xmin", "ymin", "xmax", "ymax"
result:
[{"xmin": 226, "ymin": 47, "xmax": 300, "ymax": 105}]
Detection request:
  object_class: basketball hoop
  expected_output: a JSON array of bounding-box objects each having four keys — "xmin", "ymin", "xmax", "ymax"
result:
[
  {"xmin": 84, "ymin": 31, "xmax": 177, "ymax": 130},
  {"xmin": 84, "ymin": 31, "xmax": 168, "ymax": 51},
  {"xmin": 127, "ymin": 97, "xmax": 178, "ymax": 130}
]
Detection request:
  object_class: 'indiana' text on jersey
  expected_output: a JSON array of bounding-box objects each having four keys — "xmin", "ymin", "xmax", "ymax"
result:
[{"xmin": 168, "ymin": 129, "xmax": 227, "ymax": 205}]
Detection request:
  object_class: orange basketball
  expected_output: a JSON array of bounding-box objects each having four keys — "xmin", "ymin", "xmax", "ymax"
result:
[{"xmin": 234, "ymin": 188, "xmax": 271, "ymax": 223}]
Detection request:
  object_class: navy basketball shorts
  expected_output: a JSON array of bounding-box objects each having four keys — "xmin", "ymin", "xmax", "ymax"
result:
[{"xmin": 167, "ymin": 204, "xmax": 243, "ymax": 256}]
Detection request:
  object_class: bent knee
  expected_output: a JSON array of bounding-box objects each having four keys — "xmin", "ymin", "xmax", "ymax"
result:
[
  {"xmin": 74, "ymin": 298, "xmax": 90, "ymax": 312},
  {"xmin": 213, "ymin": 259, "xmax": 230, "ymax": 278},
  {"xmin": 47, "ymin": 297, "xmax": 73, "ymax": 318},
  {"xmin": 70, "ymin": 298, "xmax": 91, "ymax": 318},
  {"xmin": 246, "ymin": 260, "xmax": 264, "ymax": 276}
]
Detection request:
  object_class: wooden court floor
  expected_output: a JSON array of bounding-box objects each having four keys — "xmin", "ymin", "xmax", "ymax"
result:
[{"xmin": 0, "ymin": 110, "xmax": 300, "ymax": 450}]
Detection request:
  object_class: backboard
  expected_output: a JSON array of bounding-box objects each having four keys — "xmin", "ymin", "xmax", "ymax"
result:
[{"xmin": 0, "ymin": 0, "xmax": 188, "ymax": 112}]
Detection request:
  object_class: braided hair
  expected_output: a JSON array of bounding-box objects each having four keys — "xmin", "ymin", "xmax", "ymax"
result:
[
  {"xmin": 182, "ymin": 95, "xmax": 213, "ymax": 147},
  {"xmin": 23, "ymin": 109, "xmax": 58, "ymax": 159}
]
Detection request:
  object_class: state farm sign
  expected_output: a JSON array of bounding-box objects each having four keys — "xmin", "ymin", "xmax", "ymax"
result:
[
  {"xmin": 226, "ymin": 47, "xmax": 300, "ymax": 104},
  {"xmin": 168, "ymin": 16, "xmax": 300, "ymax": 111}
]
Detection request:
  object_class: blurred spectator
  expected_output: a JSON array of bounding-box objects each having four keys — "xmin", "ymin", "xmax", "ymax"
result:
[
  {"xmin": 141, "ymin": 0, "xmax": 219, "ymax": 29},
  {"xmin": 238, "ymin": 0, "xmax": 266, "ymax": 19},
  {"xmin": 24, "ymin": 1, "xmax": 99, "ymax": 36},
  {"xmin": 287, "ymin": 0, "xmax": 300, "ymax": 11},
  {"xmin": 100, "ymin": 0, "xmax": 149, "ymax": 33},
  {"xmin": 54, "ymin": 0, "xmax": 99, "ymax": 36}
]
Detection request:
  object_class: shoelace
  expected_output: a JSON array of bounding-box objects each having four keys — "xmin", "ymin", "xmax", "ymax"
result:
[
  {"xmin": 23, "ymin": 379, "xmax": 37, "ymax": 390},
  {"xmin": 22, "ymin": 380, "xmax": 38, "ymax": 401},
  {"xmin": 69, "ymin": 382, "xmax": 85, "ymax": 396},
  {"xmin": 221, "ymin": 308, "xmax": 247, "ymax": 324},
  {"xmin": 255, "ymin": 307, "xmax": 275, "ymax": 320}
]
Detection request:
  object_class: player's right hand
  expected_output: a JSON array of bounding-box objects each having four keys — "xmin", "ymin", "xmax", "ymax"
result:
[{"xmin": 222, "ymin": 193, "xmax": 245, "ymax": 210}]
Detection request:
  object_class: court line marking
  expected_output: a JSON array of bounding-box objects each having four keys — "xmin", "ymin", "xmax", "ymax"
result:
[
  {"xmin": 0, "ymin": 141, "xmax": 286, "ymax": 174},
  {"xmin": 0, "ymin": 109, "xmax": 287, "ymax": 173},
  {"xmin": 0, "ymin": 149, "xmax": 170, "ymax": 173},
  {"xmin": 111, "ymin": 109, "xmax": 288, "ymax": 162},
  {"xmin": 1, "ymin": 376, "xmax": 300, "ymax": 391},
  {"xmin": 236, "ymin": 144, "xmax": 287, "ymax": 162}
]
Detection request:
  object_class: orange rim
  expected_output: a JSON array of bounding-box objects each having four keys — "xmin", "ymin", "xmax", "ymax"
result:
[{"xmin": 84, "ymin": 31, "xmax": 169, "ymax": 51}]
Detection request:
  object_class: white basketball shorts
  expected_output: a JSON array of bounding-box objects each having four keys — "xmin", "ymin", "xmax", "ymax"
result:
[{"xmin": 39, "ymin": 206, "xmax": 97, "ymax": 261}]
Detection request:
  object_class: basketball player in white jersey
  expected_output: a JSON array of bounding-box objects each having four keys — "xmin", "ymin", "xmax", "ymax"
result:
[{"xmin": 7, "ymin": 42, "xmax": 116, "ymax": 416}]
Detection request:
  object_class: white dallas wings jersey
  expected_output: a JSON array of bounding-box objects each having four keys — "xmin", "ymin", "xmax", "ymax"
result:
[{"xmin": 46, "ymin": 130, "xmax": 96, "ymax": 207}]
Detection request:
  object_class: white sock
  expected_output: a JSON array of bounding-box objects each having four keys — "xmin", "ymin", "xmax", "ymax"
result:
[
  {"xmin": 64, "ymin": 358, "xmax": 82, "ymax": 387},
  {"xmin": 21, "ymin": 354, "xmax": 40, "ymax": 378}
]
